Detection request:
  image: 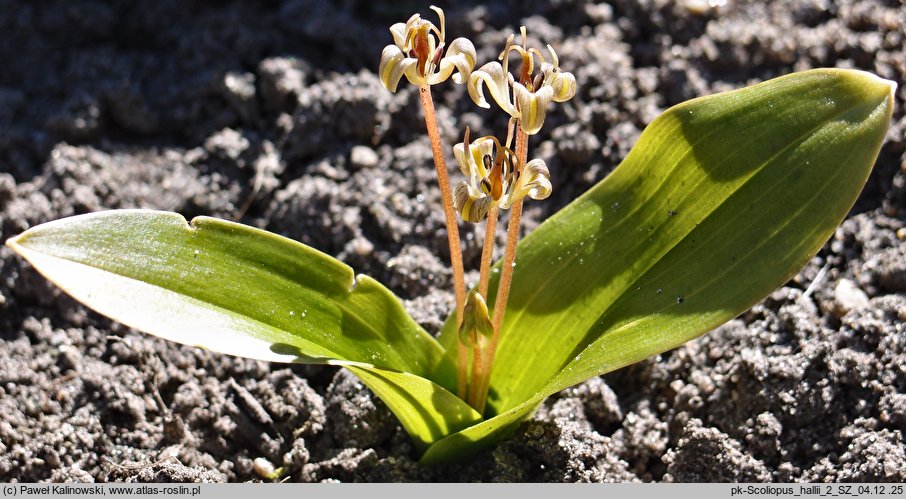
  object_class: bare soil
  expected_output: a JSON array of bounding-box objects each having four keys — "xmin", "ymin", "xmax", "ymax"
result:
[{"xmin": 1, "ymin": 0, "xmax": 904, "ymax": 482}]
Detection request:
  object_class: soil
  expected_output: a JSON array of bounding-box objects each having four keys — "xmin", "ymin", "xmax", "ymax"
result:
[{"xmin": 1, "ymin": 0, "xmax": 905, "ymax": 483}]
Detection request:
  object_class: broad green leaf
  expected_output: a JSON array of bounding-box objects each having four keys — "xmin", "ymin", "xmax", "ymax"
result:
[
  {"xmin": 428, "ymin": 69, "xmax": 893, "ymax": 461},
  {"xmin": 6, "ymin": 210, "xmax": 479, "ymax": 446},
  {"xmin": 348, "ymin": 366, "xmax": 481, "ymax": 450}
]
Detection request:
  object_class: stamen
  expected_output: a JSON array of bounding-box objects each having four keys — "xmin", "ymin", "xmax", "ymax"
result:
[
  {"xmin": 515, "ymin": 46, "xmax": 534, "ymax": 86},
  {"xmin": 533, "ymin": 73, "xmax": 543, "ymax": 91},
  {"xmin": 432, "ymin": 44, "xmax": 445, "ymax": 68},
  {"xmin": 480, "ymin": 177, "xmax": 492, "ymax": 194},
  {"xmin": 504, "ymin": 148, "xmax": 518, "ymax": 176},
  {"xmin": 482, "ymin": 154, "xmax": 493, "ymax": 175}
]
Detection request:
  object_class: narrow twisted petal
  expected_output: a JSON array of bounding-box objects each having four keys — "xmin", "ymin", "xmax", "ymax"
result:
[
  {"xmin": 430, "ymin": 54, "xmax": 463, "ymax": 85},
  {"xmin": 446, "ymin": 38, "xmax": 477, "ymax": 84},
  {"xmin": 453, "ymin": 142, "xmax": 471, "ymax": 177},
  {"xmin": 402, "ymin": 60, "xmax": 428, "ymax": 87},
  {"xmin": 546, "ymin": 44, "xmax": 560, "ymax": 69},
  {"xmin": 452, "ymin": 138, "xmax": 494, "ymax": 180},
  {"xmin": 471, "ymin": 138, "xmax": 495, "ymax": 180},
  {"xmin": 467, "ymin": 62, "xmax": 518, "ymax": 116},
  {"xmin": 514, "ymin": 84, "xmax": 553, "ymax": 135},
  {"xmin": 389, "ymin": 21, "xmax": 410, "ymax": 49},
  {"xmin": 379, "ymin": 45, "xmax": 414, "ymax": 93},
  {"xmin": 501, "ymin": 159, "xmax": 551, "ymax": 208},
  {"xmin": 454, "ymin": 182, "xmax": 493, "ymax": 223},
  {"xmin": 550, "ymin": 70, "xmax": 577, "ymax": 102},
  {"xmin": 402, "ymin": 14, "xmax": 422, "ymax": 43},
  {"xmin": 521, "ymin": 159, "xmax": 552, "ymax": 200},
  {"xmin": 429, "ymin": 5, "xmax": 446, "ymax": 41}
]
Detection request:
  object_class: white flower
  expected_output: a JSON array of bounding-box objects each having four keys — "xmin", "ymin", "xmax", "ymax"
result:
[
  {"xmin": 379, "ymin": 6, "xmax": 476, "ymax": 92},
  {"xmin": 452, "ymin": 130, "xmax": 551, "ymax": 223},
  {"xmin": 468, "ymin": 30, "xmax": 576, "ymax": 134}
]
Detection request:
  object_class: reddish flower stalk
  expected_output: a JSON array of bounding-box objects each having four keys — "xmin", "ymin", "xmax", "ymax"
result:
[
  {"xmin": 418, "ymin": 84, "xmax": 469, "ymax": 399},
  {"xmin": 469, "ymin": 126, "xmax": 528, "ymax": 414},
  {"xmin": 465, "ymin": 203, "xmax": 499, "ymax": 410}
]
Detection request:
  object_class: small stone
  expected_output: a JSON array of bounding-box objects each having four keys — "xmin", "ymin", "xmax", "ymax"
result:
[
  {"xmin": 350, "ymin": 145, "xmax": 379, "ymax": 169},
  {"xmin": 252, "ymin": 457, "xmax": 276, "ymax": 479},
  {"xmin": 350, "ymin": 236, "xmax": 374, "ymax": 256},
  {"xmin": 681, "ymin": 0, "xmax": 727, "ymax": 15},
  {"xmin": 834, "ymin": 278, "xmax": 870, "ymax": 316}
]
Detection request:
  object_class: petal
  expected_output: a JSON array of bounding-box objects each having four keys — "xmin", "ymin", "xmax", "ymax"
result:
[
  {"xmin": 502, "ymin": 159, "xmax": 551, "ymax": 207},
  {"xmin": 428, "ymin": 55, "xmax": 455, "ymax": 85},
  {"xmin": 447, "ymin": 38, "xmax": 477, "ymax": 84},
  {"xmin": 522, "ymin": 159, "xmax": 552, "ymax": 200},
  {"xmin": 454, "ymin": 182, "xmax": 493, "ymax": 223},
  {"xmin": 453, "ymin": 142, "xmax": 470, "ymax": 176},
  {"xmin": 389, "ymin": 21, "xmax": 410, "ymax": 49},
  {"xmin": 514, "ymin": 84, "xmax": 553, "ymax": 135},
  {"xmin": 429, "ymin": 6, "xmax": 446, "ymax": 42},
  {"xmin": 551, "ymin": 71, "xmax": 577, "ymax": 102},
  {"xmin": 467, "ymin": 62, "xmax": 517, "ymax": 116},
  {"xmin": 379, "ymin": 45, "xmax": 410, "ymax": 93},
  {"xmin": 403, "ymin": 14, "xmax": 422, "ymax": 45},
  {"xmin": 403, "ymin": 59, "xmax": 427, "ymax": 87},
  {"xmin": 472, "ymin": 137, "xmax": 495, "ymax": 179},
  {"xmin": 546, "ymin": 44, "xmax": 560, "ymax": 70}
]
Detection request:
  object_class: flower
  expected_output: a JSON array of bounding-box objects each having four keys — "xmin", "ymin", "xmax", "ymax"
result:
[
  {"xmin": 467, "ymin": 29, "xmax": 577, "ymax": 134},
  {"xmin": 459, "ymin": 289, "xmax": 493, "ymax": 347},
  {"xmin": 453, "ymin": 129, "xmax": 552, "ymax": 223},
  {"xmin": 379, "ymin": 6, "xmax": 476, "ymax": 93}
]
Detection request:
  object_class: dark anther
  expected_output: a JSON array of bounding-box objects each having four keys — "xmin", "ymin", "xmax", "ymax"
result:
[
  {"xmin": 532, "ymin": 73, "xmax": 543, "ymax": 91},
  {"xmin": 432, "ymin": 44, "xmax": 445, "ymax": 67}
]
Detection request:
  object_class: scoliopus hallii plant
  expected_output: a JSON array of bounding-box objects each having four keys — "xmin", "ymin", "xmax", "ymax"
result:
[{"xmin": 7, "ymin": 7, "xmax": 896, "ymax": 464}]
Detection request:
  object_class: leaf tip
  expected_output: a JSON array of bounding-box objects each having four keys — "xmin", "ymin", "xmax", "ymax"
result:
[
  {"xmin": 5, "ymin": 233, "xmax": 26, "ymax": 254},
  {"xmin": 864, "ymin": 72, "xmax": 896, "ymax": 105},
  {"xmin": 837, "ymin": 68, "xmax": 897, "ymax": 110}
]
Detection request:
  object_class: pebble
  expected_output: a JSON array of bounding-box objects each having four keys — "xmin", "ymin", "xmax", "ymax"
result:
[
  {"xmin": 350, "ymin": 145, "xmax": 379, "ymax": 169},
  {"xmin": 834, "ymin": 278, "xmax": 870, "ymax": 316},
  {"xmin": 252, "ymin": 457, "xmax": 276, "ymax": 479},
  {"xmin": 682, "ymin": 0, "xmax": 727, "ymax": 15},
  {"xmin": 350, "ymin": 236, "xmax": 374, "ymax": 256}
]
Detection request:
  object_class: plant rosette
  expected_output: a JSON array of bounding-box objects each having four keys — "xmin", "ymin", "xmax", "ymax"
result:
[{"xmin": 6, "ymin": 26, "xmax": 896, "ymax": 465}]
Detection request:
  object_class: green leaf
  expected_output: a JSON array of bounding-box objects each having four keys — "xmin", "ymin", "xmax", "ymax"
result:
[
  {"xmin": 428, "ymin": 69, "xmax": 894, "ymax": 461},
  {"xmin": 348, "ymin": 366, "xmax": 481, "ymax": 450},
  {"xmin": 6, "ymin": 209, "xmax": 479, "ymax": 446}
]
